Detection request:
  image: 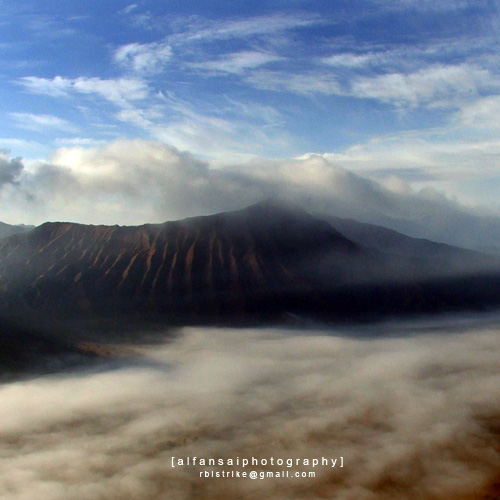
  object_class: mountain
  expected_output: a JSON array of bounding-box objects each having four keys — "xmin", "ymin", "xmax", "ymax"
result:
[
  {"xmin": 374, "ymin": 210, "xmax": 500, "ymax": 254},
  {"xmin": 1, "ymin": 201, "xmax": 500, "ymax": 326},
  {"xmin": 324, "ymin": 215, "xmax": 498, "ymax": 277},
  {"xmin": 0, "ymin": 221, "xmax": 33, "ymax": 240},
  {"xmin": 0, "ymin": 201, "xmax": 358, "ymax": 322}
]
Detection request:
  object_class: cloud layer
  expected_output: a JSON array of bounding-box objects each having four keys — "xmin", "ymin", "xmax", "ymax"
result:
[
  {"xmin": 0, "ymin": 151, "xmax": 23, "ymax": 188},
  {"xmin": 2, "ymin": 138, "xmax": 500, "ymax": 249},
  {"xmin": 1, "ymin": 319, "xmax": 500, "ymax": 499}
]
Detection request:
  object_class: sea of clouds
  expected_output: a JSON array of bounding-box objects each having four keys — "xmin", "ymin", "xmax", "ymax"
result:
[{"xmin": 1, "ymin": 317, "xmax": 500, "ymax": 499}]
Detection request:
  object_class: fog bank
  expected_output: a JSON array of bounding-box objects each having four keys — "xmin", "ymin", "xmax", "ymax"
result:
[{"xmin": 1, "ymin": 321, "xmax": 500, "ymax": 499}]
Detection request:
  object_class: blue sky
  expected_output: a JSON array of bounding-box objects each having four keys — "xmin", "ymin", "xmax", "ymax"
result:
[{"xmin": 1, "ymin": 0, "xmax": 500, "ymax": 230}]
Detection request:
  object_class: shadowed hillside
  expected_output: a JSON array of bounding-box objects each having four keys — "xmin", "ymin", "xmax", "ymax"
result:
[{"xmin": 1, "ymin": 201, "xmax": 500, "ymax": 325}]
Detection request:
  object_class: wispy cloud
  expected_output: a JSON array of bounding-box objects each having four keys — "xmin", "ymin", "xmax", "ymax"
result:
[
  {"xmin": 17, "ymin": 76, "xmax": 149, "ymax": 106},
  {"xmin": 189, "ymin": 51, "xmax": 285, "ymax": 75},
  {"xmin": 245, "ymin": 62, "xmax": 500, "ymax": 110},
  {"xmin": 151, "ymin": 93, "xmax": 293, "ymax": 161},
  {"xmin": 457, "ymin": 95, "xmax": 500, "ymax": 130},
  {"xmin": 350, "ymin": 64, "xmax": 499, "ymax": 108},
  {"xmin": 54, "ymin": 137, "xmax": 107, "ymax": 147},
  {"xmin": 372, "ymin": 0, "xmax": 486, "ymax": 12},
  {"xmin": 321, "ymin": 52, "xmax": 376, "ymax": 68},
  {"xmin": 10, "ymin": 113, "xmax": 78, "ymax": 133},
  {"xmin": 166, "ymin": 13, "xmax": 325, "ymax": 44},
  {"xmin": 223, "ymin": 97, "xmax": 284, "ymax": 126},
  {"xmin": 114, "ymin": 42, "xmax": 172, "ymax": 74},
  {"xmin": 111, "ymin": 90, "xmax": 291, "ymax": 162},
  {"xmin": 23, "ymin": 13, "xmax": 77, "ymax": 39},
  {"xmin": 246, "ymin": 70, "xmax": 341, "ymax": 95},
  {"xmin": 120, "ymin": 3, "xmax": 138, "ymax": 15},
  {"xmin": 0, "ymin": 138, "xmax": 51, "ymax": 161},
  {"xmin": 18, "ymin": 76, "xmax": 71, "ymax": 98},
  {"xmin": 320, "ymin": 36, "xmax": 500, "ymax": 72}
]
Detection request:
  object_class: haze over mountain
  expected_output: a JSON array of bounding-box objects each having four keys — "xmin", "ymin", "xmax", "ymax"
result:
[
  {"xmin": 0, "ymin": 221, "xmax": 32, "ymax": 241},
  {"xmin": 325, "ymin": 215, "xmax": 490, "ymax": 263},
  {"xmin": 1, "ymin": 201, "xmax": 500, "ymax": 327},
  {"xmin": 3, "ymin": 142, "xmax": 500, "ymax": 253}
]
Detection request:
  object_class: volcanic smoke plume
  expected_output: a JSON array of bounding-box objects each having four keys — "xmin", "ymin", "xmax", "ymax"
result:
[{"xmin": 1, "ymin": 319, "xmax": 500, "ymax": 499}]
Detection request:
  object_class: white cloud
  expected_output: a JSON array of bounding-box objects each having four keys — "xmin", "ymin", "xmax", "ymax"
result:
[
  {"xmin": 0, "ymin": 150, "xmax": 23, "ymax": 187},
  {"xmin": 247, "ymin": 63, "xmax": 499, "ymax": 107},
  {"xmin": 10, "ymin": 113, "xmax": 78, "ymax": 133},
  {"xmin": 190, "ymin": 51, "xmax": 285, "ymax": 74},
  {"xmin": 71, "ymin": 77, "xmax": 149, "ymax": 105},
  {"xmin": 17, "ymin": 76, "xmax": 149, "ymax": 106},
  {"xmin": 350, "ymin": 64, "xmax": 498, "ymax": 108},
  {"xmin": 114, "ymin": 94, "xmax": 293, "ymax": 163},
  {"xmin": 321, "ymin": 52, "xmax": 376, "ymax": 68},
  {"xmin": 374, "ymin": 0, "xmax": 481, "ymax": 12},
  {"xmin": 0, "ymin": 138, "xmax": 489, "ymax": 244},
  {"xmin": 3, "ymin": 136, "xmax": 500, "ymax": 249},
  {"xmin": 54, "ymin": 137, "xmax": 107, "ymax": 147},
  {"xmin": 3, "ymin": 139, "xmax": 261, "ymax": 224},
  {"xmin": 17, "ymin": 76, "xmax": 72, "ymax": 97},
  {"xmin": 120, "ymin": 3, "xmax": 138, "ymax": 15},
  {"xmin": 167, "ymin": 13, "xmax": 324, "ymax": 44},
  {"xmin": 114, "ymin": 42, "xmax": 172, "ymax": 74},
  {"xmin": 246, "ymin": 70, "xmax": 341, "ymax": 95},
  {"xmin": 457, "ymin": 95, "xmax": 500, "ymax": 129}
]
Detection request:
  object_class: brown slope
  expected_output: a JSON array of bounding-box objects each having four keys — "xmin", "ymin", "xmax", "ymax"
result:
[
  {"xmin": 3, "ymin": 201, "xmax": 500, "ymax": 326},
  {"xmin": 0, "ymin": 201, "xmax": 359, "ymax": 323}
]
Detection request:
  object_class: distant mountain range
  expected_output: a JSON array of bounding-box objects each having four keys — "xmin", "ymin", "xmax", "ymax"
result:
[
  {"xmin": 1, "ymin": 201, "xmax": 500, "ymax": 328},
  {"xmin": 0, "ymin": 221, "xmax": 33, "ymax": 240}
]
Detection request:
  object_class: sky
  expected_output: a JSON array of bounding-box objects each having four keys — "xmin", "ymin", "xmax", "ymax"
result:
[{"xmin": 1, "ymin": 0, "xmax": 500, "ymax": 234}]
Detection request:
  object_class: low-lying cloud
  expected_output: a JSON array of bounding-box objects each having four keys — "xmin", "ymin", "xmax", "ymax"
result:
[{"xmin": 1, "ymin": 319, "xmax": 500, "ymax": 499}]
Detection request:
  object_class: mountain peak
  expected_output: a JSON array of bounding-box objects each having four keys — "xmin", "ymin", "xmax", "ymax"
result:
[
  {"xmin": 0, "ymin": 201, "xmax": 358, "ymax": 321},
  {"xmin": 239, "ymin": 199, "xmax": 310, "ymax": 219}
]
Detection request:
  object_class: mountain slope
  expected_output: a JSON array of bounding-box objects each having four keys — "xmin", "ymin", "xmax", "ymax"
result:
[
  {"xmin": 324, "ymin": 215, "xmax": 498, "ymax": 277},
  {"xmin": 0, "ymin": 201, "xmax": 359, "ymax": 322},
  {"xmin": 1, "ymin": 201, "xmax": 500, "ymax": 325}
]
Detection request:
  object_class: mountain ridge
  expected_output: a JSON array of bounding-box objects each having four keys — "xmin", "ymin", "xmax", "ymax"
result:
[
  {"xmin": 1, "ymin": 201, "xmax": 500, "ymax": 327},
  {"xmin": 0, "ymin": 220, "xmax": 33, "ymax": 240},
  {"xmin": 0, "ymin": 201, "xmax": 359, "ymax": 323}
]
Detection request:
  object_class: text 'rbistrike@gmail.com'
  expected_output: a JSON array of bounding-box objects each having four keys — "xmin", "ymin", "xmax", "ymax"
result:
[{"xmin": 171, "ymin": 456, "xmax": 344, "ymax": 479}]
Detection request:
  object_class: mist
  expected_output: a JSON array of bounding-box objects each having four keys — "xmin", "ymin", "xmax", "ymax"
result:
[{"xmin": 1, "ymin": 318, "xmax": 500, "ymax": 499}]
